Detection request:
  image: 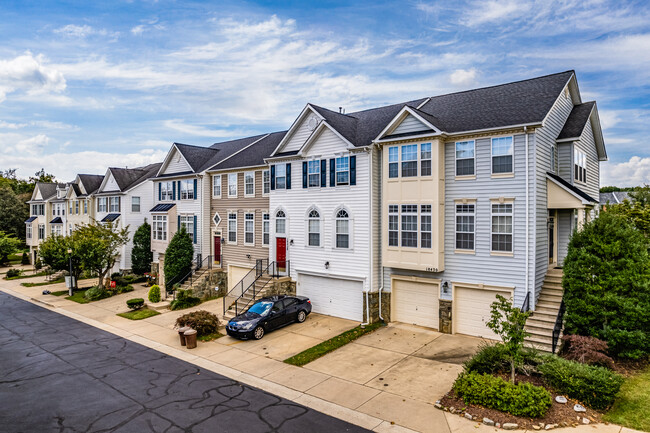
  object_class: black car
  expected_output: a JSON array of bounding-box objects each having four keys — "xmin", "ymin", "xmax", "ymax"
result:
[{"xmin": 226, "ymin": 295, "xmax": 312, "ymax": 340}]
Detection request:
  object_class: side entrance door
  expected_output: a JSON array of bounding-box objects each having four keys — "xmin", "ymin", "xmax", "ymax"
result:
[
  {"xmin": 276, "ymin": 237, "xmax": 286, "ymax": 272},
  {"xmin": 214, "ymin": 235, "xmax": 221, "ymax": 265}
]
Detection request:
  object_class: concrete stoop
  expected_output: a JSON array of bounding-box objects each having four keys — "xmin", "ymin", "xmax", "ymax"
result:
[
  {"xmin": 525, "ymin": 268, "xmax": 564, "ymax": 353},
  {"xmin": 223, "ymin": 276, "xmax": 276, "ymax": 322}
]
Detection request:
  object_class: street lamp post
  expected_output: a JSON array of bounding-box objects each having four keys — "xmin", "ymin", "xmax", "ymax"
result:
[{"xmin": 67, "ymin": 248, "xmax": 74, "ymax": 296}]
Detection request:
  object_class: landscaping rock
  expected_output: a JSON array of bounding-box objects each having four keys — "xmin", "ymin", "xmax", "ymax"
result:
[
  {"xmin": 573, "ymin": 404, "xmax": 586, "ymax": 413},
  {"xmin": 449, "ymin": 407, "xmax": 455, "ymax": 414},
  {"xmin": 555, "ymin": 395, "xmax": 568, "ymax": 404},
  {"xmin": 495, "ymin": 423, "xmax": 501, "ymax": 428},
  {"xmin": 434, "ymin": 403, "xmax": 442, "ymax": 409},
  {"xmin": 435, "ymin": 400, "xmax": 441, "ymax": 405},
  {"xmin": 545, "ymin": 424, "xmax": 554, "ymax": 430},
  {"xmin": 582, "ymin": 418, "xmax": 590, "ymax": 425},
  {"xmin": 533, "ymin": 426, "xmax": 540, "ymax": 430},
  {"xmin": 464, "ymin": 413, "xmax": 473, "ymax": 420},
  {"xmin": 483, "ymin": 418, "xmax": 494, "ymax": 427},
  {"xmin": 502, "ymin": 423, "xmax": 518, "ymax": 430}
]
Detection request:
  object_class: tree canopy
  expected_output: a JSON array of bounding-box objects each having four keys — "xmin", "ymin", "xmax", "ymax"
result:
[
  {"xmin": 74, "ymin": 223, "xmax": 130, "ymax": 289},
  {"xmin": 38, "ymin": 234, "xmax": 82, "ymax": 281},
  {"xmin": 131, "ymin": 222, "xmax": 152, "ymax": 275},
  {"xmin": 164, "ymin": 226, "xmax": 194, "ymax": 290},
  {"xmin": 0, "ymin": 231, "xmax": 21, "ymax": 264}
]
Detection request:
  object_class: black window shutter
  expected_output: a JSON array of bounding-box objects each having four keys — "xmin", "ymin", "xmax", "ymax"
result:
[
  {"xmin": 172, "ymin": 182, "xmax": 176, "ymax": 200},
  {"xmin": 158, "ymin": 183, "xmax": 161, "ymax": 201},
  {"xmin": 178, "ymin": 215, "xmax": 181, "ymax": 232},
  {"xmin": 178, "ymin": 181, "xmax": 181, "ymax": 199},
  {"xmin": 193, "ymin": 215, "xmax": 197, "ymax": 244},
  {"xmin": 193, "ymin": 179, "xmax": 197, "ymax": 200},
  {"xmin": 330, "ymin": 159, "xmax": 335, "ymax": 186},
  {"xmin": 321, "ymin": 160, "xmax": 327, "ymax": 187},
  {"xmin": 350, "ymin": 155, "xmax": 357, "ymax": 186},
  {"xmin": 270, "ymin": 165, "xmax": 276, "ymax": 190},
  {"xmin": 286, "ymin": 163, "xmax": 291, "ymax": 189},
  {"xmin": 302, "ymin": 161, "xmax": 308, "ymax": 189}
]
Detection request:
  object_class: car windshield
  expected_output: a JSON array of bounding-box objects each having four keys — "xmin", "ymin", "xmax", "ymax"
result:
[{"xmin": 247, "ymin": 301, "xmax": 273, "ymax": 316}]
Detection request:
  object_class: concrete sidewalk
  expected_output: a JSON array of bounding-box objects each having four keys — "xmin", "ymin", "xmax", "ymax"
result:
[{"xmin": 0, "ymin": 276, "xmax": 641, "ymax": 433}]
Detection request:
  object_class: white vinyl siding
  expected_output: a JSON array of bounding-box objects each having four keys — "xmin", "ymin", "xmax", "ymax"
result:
[{"xmin": 392, "ymin": 113, "xmax": 432, "ymax": 135}]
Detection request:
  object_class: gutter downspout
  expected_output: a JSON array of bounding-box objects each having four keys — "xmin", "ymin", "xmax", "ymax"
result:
[
  {"xmin": 362, "ymin": 148, "xmax": 373, "ymax": 326},
  {"xmin": 524, "ymin": 126, "xmax": 531, "ymax": 311},
  {"xmin": 372, "ymin": 141, "xmax": 385, "ymax": 322}
]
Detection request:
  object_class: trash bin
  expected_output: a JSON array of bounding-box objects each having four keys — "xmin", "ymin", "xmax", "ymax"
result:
[
  {"xmin": 184, "ymin": 329, "xmax": 198, "ymax": 349},
  {"xmin": 178, "ymin": 326, "xmax": 191, "ymax": 346}
]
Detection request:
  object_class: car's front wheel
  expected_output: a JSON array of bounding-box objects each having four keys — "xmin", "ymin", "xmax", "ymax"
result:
[
  {"xmin": 297, "ymin": 310, "xmax": 307, "ymax": 323},
  {"xmin": 253, "ymin": 326, "xmax": 265, "ymax": 340}
]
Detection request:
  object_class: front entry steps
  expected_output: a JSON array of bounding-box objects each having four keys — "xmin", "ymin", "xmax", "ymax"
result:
[
  {"xmin": 222, "ymin": 274, "xmax": 276, "ymax": 322},
  {"xmin": 524, "ymin": 268, "xmax": 564, "ymax": 353}
]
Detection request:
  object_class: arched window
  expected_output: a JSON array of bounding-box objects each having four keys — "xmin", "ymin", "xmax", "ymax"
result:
[
  {"xmin": 276, "ymin": 210, "xmax": 286, "ymax": 235},
  {"xmin": 308, "ymin": 209, "xmax": 320, "ymax": 246},
  {"xmin": 336, "ymin": 209, "xmax": 350, "ymax": 248}
]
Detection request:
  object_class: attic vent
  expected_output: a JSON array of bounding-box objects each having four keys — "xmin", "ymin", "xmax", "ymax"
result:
[{"xmin": 307, "ymin": 116, "xmax": 318, "ymax": 131}]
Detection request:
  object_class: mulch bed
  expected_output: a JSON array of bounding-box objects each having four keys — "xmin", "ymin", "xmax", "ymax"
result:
[{"xmin": 439, "ymin": 373, "xmax": 602, "ymax": 429}]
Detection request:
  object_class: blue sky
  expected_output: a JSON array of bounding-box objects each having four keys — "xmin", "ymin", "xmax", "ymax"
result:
[{"xmin": 1, "ymin": 0, "xmax": 649, "ymax": 185}]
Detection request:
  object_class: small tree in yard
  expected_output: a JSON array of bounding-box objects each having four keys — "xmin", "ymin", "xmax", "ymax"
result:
[
  {"xmin": 563, "ymin": 211, "xmax": 650, "ymax": 359},
  {"xmin": 608, "ymin": 185, "xmax": 650, "ymax": 236},
  {"xmin": 0, "ymin": 231, "xmax": 21, "ymax": 264},
  {"xmin": 38, "ymin": 234, "xmax": 82, "ymax": 282},
  {"xmin": 131, "ymin": 222, "xmax": 152, "ymax": 275},
  {"xmin": 75, "ymin": 222, "xmax": 130, "ymax": 290},
  {"xmin": 164, "ymin": 226, "xmax": 194, "ymax": 291},
  {"xmin": 486, "ymin": 294, "xmax": 531, "ymax": 384}
]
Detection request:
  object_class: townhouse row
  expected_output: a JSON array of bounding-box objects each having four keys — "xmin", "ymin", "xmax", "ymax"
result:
[{"xmin": 26, "ymin": 70, "xmax": 607, "ymax": 340}]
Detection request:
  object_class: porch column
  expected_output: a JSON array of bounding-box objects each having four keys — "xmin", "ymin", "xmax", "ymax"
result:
[{"xmin": 577, "ymin": 207, "xmax": 585, "ymax": 231}]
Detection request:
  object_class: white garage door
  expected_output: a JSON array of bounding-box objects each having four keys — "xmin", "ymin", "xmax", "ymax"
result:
[
  {"xmin": 297, "ymin": 274, "xmax": 363, "ymax": 321},
  {"xmin": 228, "ymin": 264, "xmax": 253, "ymax": 291},
  {"xmin": 392, "ymin": 279, "xmax": 439, "ymax": 329},
  {"xmin": 455, "ymin": 287, "xmax": 511, "ymax": 339}
]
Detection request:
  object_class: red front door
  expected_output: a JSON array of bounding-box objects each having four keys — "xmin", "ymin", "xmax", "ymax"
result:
[
  {"xmin": 276, "ymin": 237, "xmax": 286, "ymax": 272},
  {"xmin": 214, "ymin": 236, "xmax": 221, "ymax": 265}
]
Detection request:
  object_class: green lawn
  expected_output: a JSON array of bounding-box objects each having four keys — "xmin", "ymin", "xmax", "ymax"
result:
[
  {"xmin": 22, "ymin": 275, "xmax": 93, "ymax": 287},
  {"xmin": 198, "ymin": 332, "xmax": 224, "ymax": 342},
  {"xmin": 284, "ymin": 321, "xmax": 385, "ymax": 366},
  {"xmin": 605, "ymin": 367, "xmax": 650, "ymax": 432},
  {"xmin": 65, "ymin": 289, "xmax": 92, "ymax": 304},
  {"xmin": 117, "ymin": 308, "xmax": 161, "ymax": 320},
  {"xmin": 51, "ymin": 290, "xmax": 69, "ymax": 296},
  {"xmin": 4, "ymin": 270, "xmax": 50, "ymax": 280}
]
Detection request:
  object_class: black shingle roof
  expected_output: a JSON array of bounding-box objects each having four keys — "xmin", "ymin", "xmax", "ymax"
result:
[
  {"xmin": 78, "ymin": 174, "xmax": 104, "ymax": 194},
  {"xmin": 109, "ymin": 163, "xmax": 162, "ymax": 191},
  {"xmin": 548, "ymin": 172, "xmax": 597, "ymax": 203},
  {"xmin": 150, "ymin": 203, "xmax": 176, "ymax": 212},
  {"xmin": 35, "ymin": 182, "xmax": 58, "ymax": 200},
  {"xmin": 558, "ymin": 101, "xmax": 595, "ymax": 140},
  {"xmin": 101, "ymin": 213, "xmax": 121, "ymax": 222},
  {"xmin": 50, "ymin": 217, "xmax": 63, "ymax": 224},
  {"xmin": 210, "ymin": 131, "xmax": 287, "ymax": 171},
  {"xmin": 25, "ymin": 216, "xmax": 37, "ymax": 223}
]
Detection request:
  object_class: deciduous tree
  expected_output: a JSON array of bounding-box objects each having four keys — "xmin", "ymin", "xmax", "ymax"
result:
[{"xmin": 75, "ymin": 223, "xmax": 130, "ymax": 289}]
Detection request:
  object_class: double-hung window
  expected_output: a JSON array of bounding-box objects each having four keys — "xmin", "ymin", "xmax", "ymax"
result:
[
  {"xmin": 26, "ymin": 225, "xmax": 32, "ymax": 239},
  {"xmin": 109, "ymin": 197, "xmax": 120, "ymax": 212},
  {"xmin": 388, "ymin": 147, "xmax": 399, "ymax": 178},
  {"xmin": 245, "ymin": 213, "xmax": 254, "ymax": 244},
  {"xmin": 180, "ymin": 179, "xmax": 194, "ymax": 200},
  {"xmin": 244, "ymin": 172, "xmax": 255, "ymax": 196},
  {"xmin": 336, "ymin": 156, "xmax": 349, "ymax": 185},
  {"xmin": 455, "ymin": 204, "xmax": 475, "ymax": 250},
  {"xmin": 152, "ymin": 215, "xmax": 167, "ymax": 241},
  {"xmin": 574, "ymin": 149, "xmax": 587, "ymax": 183},
  {"xmin": 420, "ymin": 143, "xmax": 432, "ymax": 176},
  {"xmin": 335, "ymin": 209, "xmax": 350, "ymax": 248},
  {"xmin": 491, "ymin": 203, "xmax": 513, "ymax": 253},
  {"xmin": 161, "ymin": 182, "xmax": 173, "ymax": 201},
  {"xmin": 401, "ymin": 145, "xmax": 418, "ymax": 177},
  {"xmin": 388, "ymin": 205, "xmax": 399, "ymax": 247},
  {"xmin": 492, "ymin": 137, "xmax": 514, "ymax": 174},
  {"xmin": 75, "ymin": 201, "xmax": 79, "ymax": 214},
  {"xmin": 262, "ymin": 213, "xmax": 270, "ymax": 245},
  {"xmin": 308, "ymin": 210, "xmax": 320, "ymax": 246},
  {"xmin": 131, "ymin": 197, "xmax": 140, "ymax": 212},
  {"xmin": 228, "ymin": 173, "xmax": 237, "ymax": 197},
  {"xmin": 97, "ymin": 197, "xmax": 107, "ymax": 213},
  {"xmin": 275, "ymin": 210, "xmax": 286, "ymax": 235},
  {"xmin": 275, "ymin": 164, "xmax": 286, "ymax": 190},
  {"xmin": 213, "ymin": 175, "xmax": 221, "ymax": 198},
  {"xmin": 308, "ymin": 160, "xmax": 320, "ymax": 187},
  {"xmin": 180, "ymin": 215, "xmax": 194, "ymax": 242},
  {"xmin": 83, "ymin": 200, "xmax": 88, "ymax": 214},
  {"xmin": 401, "ymin": 205, "xmax": 418, "ymax": 247},
  {"xmin": 420, "ymin": 205, "xmax": 432, "ymax": 248},
  {"xmin": 456, "ymin": 140, "xmax": 475, "ymax": 176},
  {"xmin": 263, "ymin": 170, "xmax": 270, "ymax": 195},
  {"xmin": 38, "ymin": 224, "xmax": 45, "ymax": 240},
  {"xmin": 228, "ymin": 213, "xmax": 237, "ymax": 243},
  {"xmin": 69, "ymin": 202, "xmax": 73, "ymax": 214}
]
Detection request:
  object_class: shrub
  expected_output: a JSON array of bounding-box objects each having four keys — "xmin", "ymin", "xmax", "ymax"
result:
[
  {"xmin": 561, "ymin": 334, "xmax": 616, "ymax": 369},
  {"xmin": 84, "ymin": 285, "xmax": 109, "ymax": 301},
  {"xmin": 116, "ymin": 284, "xmax": 134, "ymax": 294},
  {"xmin": 563, "ymin": 212, "xmax": 650, "ymax": 359},
  {"xmin": 131, "ymin": 222, "xmax": 153, "ymax": 275},
  {"xmin": 34, "ymin": 258, "xmax": 42, "ymax": 270},
  {"xmin": 175, "ymin": 310, "xmax": 220, "ymax": 336},
  {"xmin": 148, "ymin": 285, "xmax": 161, "ymax": 303},
  {"xmin": 6, "ymin": 268, "xmax": 21, "ymax": 278},
  {"xmin": 453, "ymin": 371, "xmax": 552, "ymax": 418},
  {"xmin": 537, "ymin": 355, "xmax": 624, "ymax": 410},
  {"xmin": 170, "ymin": 289, "xmax": 201, "ymax": 310},
  {"xmin": 164, "ymin": 226, "xmax": 194, "ymax": 290},
  {"xmin": 126, "ymin": 298, "xmax": 145, "ymax": 310},
  {"xmin": 21, "ymin": 252, "xmax": 29, "ymax": 265}
]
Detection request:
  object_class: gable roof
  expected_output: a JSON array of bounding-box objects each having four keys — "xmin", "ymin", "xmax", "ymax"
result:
[
  {"xmin": 34, "ymin": 182, "xmax": 58, "ymax": 201},
  {"xmin": 599, "ymin": 191, "xmax": 630, "ymax": 205},
  {"xmin": 210, "ymin": 131, "xmax": 287, "ymax": 171},
  {"xmin": 78, "ymin": 174, "xmax": 104, "ymax": 195},
  {"xmin": 108, "ymin": 163, "xmax": 162, "ymax": 192},
  {"xmin": 558, "ymin": 102, "xmax": 596, "ymax": 140},
  {"xmin": 547, "ymin": 172, "xmax": 598, "ymax": 204}
]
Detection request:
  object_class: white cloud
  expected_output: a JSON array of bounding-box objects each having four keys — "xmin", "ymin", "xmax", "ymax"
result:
[
  {"xmin": 15, "ymin": 134, "xmax": 50, "ymax": 155},
  {"xmin": 163, "ymin": 119, "xmax": 251, "ymax": 138},
  {"xmin": 601, "ymin": 156, "xmax": 650, "ymax": 187},
  {"xmin": 462, "ymin": 0, "xmax": 531, "ymax": 26},
  {"xmin": 54, "ymin": 24, "xmax": 95, "ymax": 38},
  {"xmin": 0, "ymin": 52, "xmax": 66, "ymax": 102},
  {"xmin": 131, "ymin": 25, "xmax": 146, "ymax": 36},
  {"xmin": 449, "ymin": 68, "xmax": 478, "ymax": 86}
]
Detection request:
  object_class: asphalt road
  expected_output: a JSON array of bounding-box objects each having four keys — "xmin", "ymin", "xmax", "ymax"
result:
[{"xmin": 0, "ymin": 292, "xmax": 370, "ymax": 433}]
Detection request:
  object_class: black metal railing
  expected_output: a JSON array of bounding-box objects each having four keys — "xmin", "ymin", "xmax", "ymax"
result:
[
  {"xmin": 551, "ymin": 299, "xmax": 566, "ymax": 353},
  {"xmin": 521, "ymin": 292, "xmax": 531, "ymax": 312},
  {"xmin": 165, "ymin": 255, "xmax": 212, "ymax": 297},
  {"xmin": 222, "ymin": 260, "xmax": 289, "ymax": 316}
]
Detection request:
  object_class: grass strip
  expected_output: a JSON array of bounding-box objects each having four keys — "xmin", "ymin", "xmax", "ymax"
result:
[
  {"xmin": 198, "ymin": 332, "xmax": 224, "ymax": 342},
  {"xmin": 4, "ymin": 270, "xmax": 50, "ymax": 280},
  {"xmin": 65, "ymin": 289, "xmax": 91, "ymax": 304},
  {"xmin": 604, "ymin": 367, "xmax": 650, "ymax": 432},
  {"xmin": 284, "ymin": 321, "xmax": 385, "ymax": 366},
  {"xmin": 21, "ymin": 275, "xmax": 93, "ymax": 287},
  {"xmin": 51, "ymin": 290, "xmax": 69, "ymax": 296},
  {"xmin": 117, "ymin": 308, "xmax": 161, "ymax": 320}
]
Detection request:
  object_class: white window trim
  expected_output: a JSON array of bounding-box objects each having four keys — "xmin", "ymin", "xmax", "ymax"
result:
[
  {"xmin": 244, "ymin": 212, "xmax": 255, "ymax": 245},
  {"xmin": 275, "ymin": 164, "xmax": 287, "ymax": 190},
  {"xmin": 244, "ymin": 171, "xmax": 255, "ymax": 197},
  {"xmin": 131, "ymin": 196, "xmax": 141, "ymax": 213},
  {"xmin": 335, "ymin": 156, "xmax": 350, "ymax": 186},
  {"xmin": 228, "ymin": 173, "xmax": 238, "ymax": 198},
  {"xmin": 334, "ymin": 207, "xmax": 352, "ymax": 249},
  {"xmin": 152, "ymin": 214, "xmax": 168, "ymax": 241},
  {"xmin": 306, "ymin": 207, "xmax": 322, "ymax": 248},
  {"xmin": 455, "ymin": 140, "xmax": 476, "ymax": 179},
  {"xmin": 275, "ymin": 209, "xmax": 287, "ymax": 236},
  {"xmin": 400, "ymin": 144, "xmax": 419, "ymax": 177},
  {"xmin": 454, "ymin": 201, "xmax": 476, "ymax": 253},
  {"xmin": 400, "ymin": 204, "xmax": 419, "ymax": 248},
  {"xmin": 388, "ymin": 204, "xmax": 399, "ymax": 247},
  {"xmin": 490, "ymin": 135, "xmax": 515, "ymax": 176},
  {"xmin": 262, "ymin": 170, "xmax": 270, "ymax": 196},
  {"xmin": 212, "ymin": 174, "xmax": 222, "ymax": 198},
  {"xmin": 180, "ymin": 179, "xmax": 194, "ymax": 200},
  {"xmin": 420, "ymin": 204, "xmax": 432, "ymax": 249},
  {"xmin": 228, "ymin": 212, "xmax": 237, "ymax": 244},
  {"xmin": 490, "ymin": 199, "xmax": 514, "ymax": 255},
  {"xmin": 180, "ymin": 215, "xmax": 195, "ymax": 242},
  {"xmin": 262, "ymin": 212, "xmax": 270, "ymax": 246},
  {"xmin": 388, "ymin": 146, "xmax": 399, "ymax": 179},
  {"xmin": 308, "ymin": 159, "xmax": 320, "ymax": 188}
]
